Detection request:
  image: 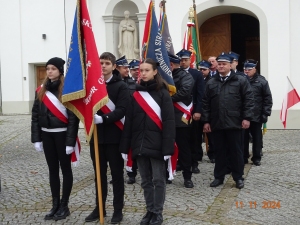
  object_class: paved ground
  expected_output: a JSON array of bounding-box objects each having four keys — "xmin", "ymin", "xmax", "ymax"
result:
[{"xmin": 0, "ymin": 115, "xmax": 299, "ymax": 225}]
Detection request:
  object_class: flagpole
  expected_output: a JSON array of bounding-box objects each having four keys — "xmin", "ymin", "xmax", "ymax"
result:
[
  {"xmin": 93, "ymin": 125, "xmax": 104, "ymax": 225},
  {"xmin": 193, "ymin": 0, "xmax": 202, "ymax": 60},
  {"xmin": 161, "ymin": 0, "xmax": 166, "ymax": 13}
]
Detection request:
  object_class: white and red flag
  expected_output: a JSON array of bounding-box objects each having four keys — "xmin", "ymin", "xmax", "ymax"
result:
[{"xmin": 280, "ymin": 77, "xmax": 300, "ymax": 128}]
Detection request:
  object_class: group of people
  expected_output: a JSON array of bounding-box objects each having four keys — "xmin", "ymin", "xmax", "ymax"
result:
[{"xmin": 31, "ymin": 48, "xmax": 272, "ymax": 225}]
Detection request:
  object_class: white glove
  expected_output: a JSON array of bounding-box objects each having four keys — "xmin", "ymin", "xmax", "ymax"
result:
[
  {"xmin": 122, "ymin": 153, "xmax": 128, "ymax": 161},
  {"xmin": 94, "ymin": 114, "xmax": 103, "ymax": 124},
  {"xmin": 66, "ymin": 146, "xmax": 74, "ymax": 155},
  {"xmin": 34, "ymin": 142, "xmax": 43, "ymax": 152},
  {"xmin": 164, "ymin": 155, "xmax": 171, "ymax": 161}
]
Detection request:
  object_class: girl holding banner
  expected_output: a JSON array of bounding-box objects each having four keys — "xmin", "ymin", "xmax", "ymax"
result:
[
  {"xmin": 31, "ymin": 57, "xmax": 79, "ymax": 221},
  {"xmin": 120, "ymin": 58, "xmax": 175, "ymax": 225}
]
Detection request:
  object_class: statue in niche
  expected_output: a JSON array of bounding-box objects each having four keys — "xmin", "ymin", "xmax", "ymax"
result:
[{"xmin": 118, "ymin": 10, "xmax": 139, "ymax": 60}]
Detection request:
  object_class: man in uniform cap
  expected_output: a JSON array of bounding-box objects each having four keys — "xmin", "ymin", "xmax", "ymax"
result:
[
  {"xmin": 198, "ymin": 60, "xmax": 215, "ymax": 163},
  {"xmin": 129, "ymin": 59, "xmax": 140, "ymax": 82},
  {"xmin": 243, "ymin": 59, "xmax": 272, "ymax": 166},
  {"xmin": 176, "ymin": 49, "xmax": 205, "ymax": 173},
  {"xmin": 116, "ymin": 56, "xmax": 136, "ymax": 94},
  {"xmin": 168, "ymin": 52, "xmax": 195, "ymax": 188},
  {"xmin": 202, "ymin": 52, "xmax": 254, "ymax": 189}
]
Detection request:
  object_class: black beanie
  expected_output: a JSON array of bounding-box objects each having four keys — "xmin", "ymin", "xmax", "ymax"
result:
[{"xmin": 45, "ymin": 57, "xmax": 65, "ymax": 74}]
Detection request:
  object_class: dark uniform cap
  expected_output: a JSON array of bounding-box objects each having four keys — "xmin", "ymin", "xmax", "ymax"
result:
[
  {"xmin": 168, "ymin": 52, "xmax": 181, "ymax": 64},
  {"xmin": 244, "ymin": 59, "xmax": 258, "ymax": 69},
  {"xmin": 216, "ymin": 52, "xmax": 233, "ymax": 63},
  {"xmin": 199, "ymin": 60, "xmax": 212, "ymax": 69},
  {"xmin": 176, "ymin": 49, "xmax": 192, "ymax": 59},
  {"xmin": 45, "ymin": 57, "xmax": 65, "ymax": 74},
  {"xmin": 129, "ymin": 59, "xmax": 140, "ymax": 69},
  {"xmin": 116, "ymin": 56, "xmax": 130, "ymax": 67},
  {"xmin": 228, "ymin": 51, "xmax": 240, "ymax": 61}
]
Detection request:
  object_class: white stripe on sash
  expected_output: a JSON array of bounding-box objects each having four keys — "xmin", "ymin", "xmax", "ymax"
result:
[
  {"xmin": 138, "ymin": 91, "xmax": 162, "ymax": 122},
  {"xmin": 45, "ymin": 91, "xmax": 68, "ymax": 118}
]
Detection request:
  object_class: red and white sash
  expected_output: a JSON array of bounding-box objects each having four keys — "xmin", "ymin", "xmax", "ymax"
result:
[
  {"xmin": 133, "ymin": 91, "xmax": 178, "ymax": 180},
  {"xmin": 100, "ymin": 99, "xmax": 125, "ymax": 130},
  {"xmin": 37, "ymin": 86, "xmax": 81, "ymax": 166},
  {"xmin": 173, "ymin": 102, "xmax": 193, "ymax": 124}
]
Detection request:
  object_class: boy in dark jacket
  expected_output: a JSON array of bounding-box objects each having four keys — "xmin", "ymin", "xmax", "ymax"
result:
[{"xmin": 85, "ymin": 52, "xmax": 130, "ymax": 224}]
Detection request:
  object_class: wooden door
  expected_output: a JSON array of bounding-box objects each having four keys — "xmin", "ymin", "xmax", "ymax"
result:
[
  {"xmin": 245, "ymin": 37, "xmax": 260, "ymax": 73},
  {"xmin": 36, "ymin": 66, "xmax": 46, "ymax": 87},
  {"xmin": 199, "ymin": 14, "xmax": 231, "ymax": 60}
]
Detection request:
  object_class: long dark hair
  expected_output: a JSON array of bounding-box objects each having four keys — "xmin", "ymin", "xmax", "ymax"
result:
[
  {"xmin": 37, "ymin": 75, "xmax": 64, "ymax": 102},
  {"xmin": 142, "ymin": 58, "xmax": 169, "ymax": 91}
]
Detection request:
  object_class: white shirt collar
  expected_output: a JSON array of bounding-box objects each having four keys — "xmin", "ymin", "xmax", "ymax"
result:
[{"xmin": 106, "ymin": 74, "xmax": 113, "ymax": 83}]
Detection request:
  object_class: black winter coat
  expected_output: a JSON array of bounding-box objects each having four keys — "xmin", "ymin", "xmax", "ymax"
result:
[
  {"xmin": 171, "ymin": 68, "xmax": 194, "ymax": 127},
  {"xmin": 202, "ymin": 70, "xmax": 254, "ymax": 131},
  {"xmin": 31, "ymin": 80, "xmax": 79, "ymax": 146},
  {"xmin": 188, "ymin": 68, "xmax": 205, "ymax": 114},
  {"xmin": 123, "ymin": 75, "xmax": 136, "ymax": 95},
  {"xmin": 91, "ymin": 71, "xmax": 130, "ymax": 144},
  {"xmin": 248, "ymin": 73, "xmax": 273, "ymax": 123},
  {"xmin": 120, "ymin": 79, "xmax": 175, "ymax": 160}
]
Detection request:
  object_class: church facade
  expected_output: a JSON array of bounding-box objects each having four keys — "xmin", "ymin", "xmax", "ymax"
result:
[{"xmin": 0, "ymin": 0, "xmax": 299, "ymax": 129}]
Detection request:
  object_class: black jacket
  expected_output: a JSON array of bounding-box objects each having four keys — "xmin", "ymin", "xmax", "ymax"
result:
[
  {"xmin": 120, "ymin": 79, "xmax": 175, "ymax": 160},
  {"xmin": 171, "ymin": 68, "xmax": 194, "ymax": 127},
  {"xmin": 248, "ymin": 73, "xmax": 273, "ymax": 123},
  {"xmin": 123, "ymin": 75, "xmax": 136, "ymax": 95},
  {"xmin": 91, "ymin": 71, "xmax": 130, "ymax": 144},
  {"xmin": 188, "ymin": 68, "xmax": 205, "ymax": 114},
  {"xmin": 31, "ymin": 80, "xmax": 79, "ymax": 146},
  {"xmin": 202, "ymin": 70, "xmax": 254, "ymax": 131},
  {"xmin": 203, "ymin": 74, "xmax": 211, "ymax": 84}
]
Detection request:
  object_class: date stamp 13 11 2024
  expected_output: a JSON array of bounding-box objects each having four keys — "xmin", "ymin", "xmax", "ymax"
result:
[{"xmin": 235, "ymin": 201, "xmax": 281, "ymax": 209}]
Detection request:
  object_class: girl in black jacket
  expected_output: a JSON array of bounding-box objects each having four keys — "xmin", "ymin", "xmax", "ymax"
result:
[
  {"xmin": 120, "ymin": 58, "xmax": 175, "ymax": 225},
  {"xmin": 31, "ymin": 57, "xmax": 79, "ymax": 221}
]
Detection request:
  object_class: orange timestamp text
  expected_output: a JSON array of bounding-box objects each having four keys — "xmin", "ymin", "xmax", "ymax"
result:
[{"xmin": 235, "ymin": 201, "xmax": 281, "ymax": 209}]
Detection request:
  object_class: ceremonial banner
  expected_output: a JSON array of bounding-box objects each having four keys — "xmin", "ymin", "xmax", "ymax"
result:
[
  {"xmin": 159, "ymin": 2, "xmax": 174, "ymax": 54},
  {"xmin": 280, "ymin": 77, "xmax": 300, "ymax": 128},
  {"xmin": 142, "ymin": 0, "xmax": 176, "ymax": 95},
  {"xmin": 62, "ymin": 0, "xmax": 108, "ymax": 142}
]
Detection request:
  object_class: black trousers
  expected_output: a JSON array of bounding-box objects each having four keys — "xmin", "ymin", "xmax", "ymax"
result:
[
  {"xmin": 191, "ymin": 120, "xmax": 203, "ymax": 167},
  {"xmin": 212, "ymin": 129, "xmax": 244, "ymax": 181},
  {"xmin": 42, "ymin": 131, "xmax": 73, "ymax": 200},
  {"xmin": 244, "ymin": 122, "xmax": 262, "ymax": 162},
  {"xmin": 90, "ymin": 143, "xmax": 124, "ymax": 211},
  {"xmin": 176, "ymin": 127, "xmax": 192, "ymax": 180},
  {"xmin": 127, "ymin": 159, "xmax": 138, "ymax": 178}
]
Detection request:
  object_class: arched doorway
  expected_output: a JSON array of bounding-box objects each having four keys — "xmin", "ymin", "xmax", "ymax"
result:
[{"xmin": 199, "ymin": 14, "xmax": 259, "ymax": 72}]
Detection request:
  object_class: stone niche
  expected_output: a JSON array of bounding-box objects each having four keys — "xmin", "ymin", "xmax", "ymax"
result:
[{"xmin": 103, "ymin": 0, "xmax": 146, "ymax": 61}]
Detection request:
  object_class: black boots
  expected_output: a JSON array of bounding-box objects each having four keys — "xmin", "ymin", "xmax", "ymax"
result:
[
  {"xmin": 85, "ymin": 206, "xmax": 107, "ymax": 222},
  {"xmin": 149, "ymin": 213, "xmax": 163, "ymax": 225},
  {"xmin": 44, "ymin": 197, "xmax": 60, "ymax": 220},
  {"xmin": 53, "ymin": 199, "xmax": 70, "ymax": 221},
  {"xmin": 140, "ymin": 211, "xmax": 153, "ymax": 225}
]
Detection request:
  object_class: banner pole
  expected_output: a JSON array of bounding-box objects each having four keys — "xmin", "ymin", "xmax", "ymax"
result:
[
  {"xmin": 193, "ymin": 0, "xmax": 202, "ymax": 60},
  {"xmin": 93, "ymin": 124, "xmax": 104, "ymax": 225},
  {"xmin": 205, "ymin": 133, "xmax": 209, "ymax": 153}
]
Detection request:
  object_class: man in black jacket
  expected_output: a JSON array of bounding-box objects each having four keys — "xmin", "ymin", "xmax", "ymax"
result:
[
  {"xmin": 85, "ymin": 52, "xmax": 130, "ymax": 224},
  {"xmin": 168, "ymin": 52, "xmax": 195, "ymax": 188},
  {"xmin": 199, "ymin": 60, "xmax": 215, "ymax": 163},
  {"xmin": 243, "ymin": 59, "xmax": 273, "ymax": 166},
  {"xmin": 176, "ymin": 49, "xmax": 205, "ymax": 173},
  {"xmin": 202, "ymin": 52, "xmax": 254, "ymax": 189}
]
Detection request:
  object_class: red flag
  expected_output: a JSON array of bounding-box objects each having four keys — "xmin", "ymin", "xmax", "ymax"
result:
[
  {"xmin": 280, "ymin": 77, "xmax": 300, "ymax": 128},
  {"xmin": 62, "ymin": 0, "xmax": 108, "ymax": 142},
  {"xmin": 183, "ymin": 22, "xmax": 197, "ymax": 69}
]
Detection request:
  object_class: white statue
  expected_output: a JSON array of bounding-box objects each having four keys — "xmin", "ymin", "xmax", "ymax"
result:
[{"xmin": 118, "ymin": 11, "xmax": 139, "ymax": 60}]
